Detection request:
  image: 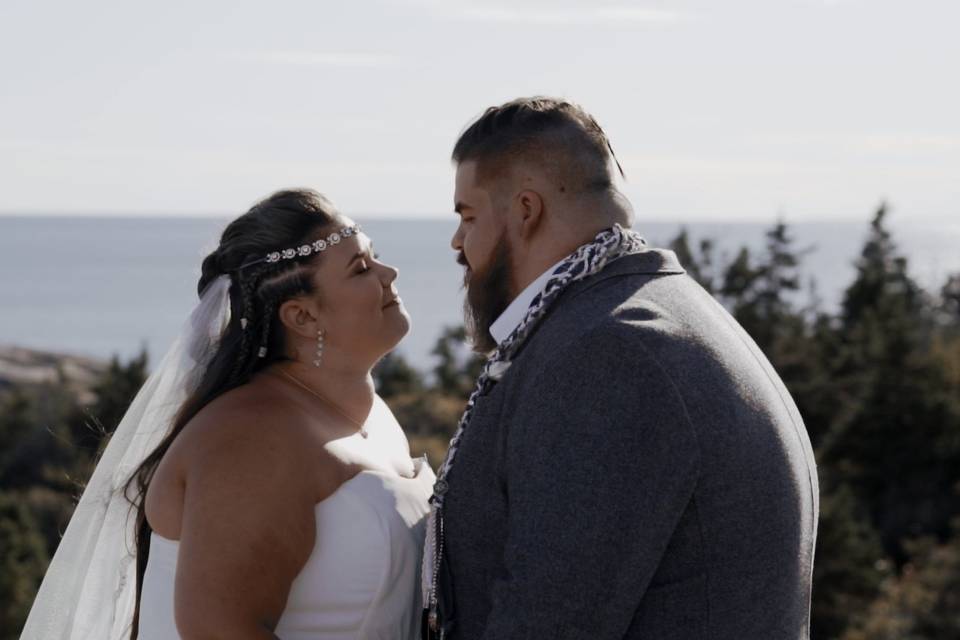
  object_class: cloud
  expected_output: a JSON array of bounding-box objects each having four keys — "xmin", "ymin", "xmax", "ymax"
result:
[
  {"xmin": 456, "ymin": 5, "xmax": 687, "ymax": 25},
  {"xmin": 221, "ymin": 51, "xmax": 403, "ymax": 68},
  {"xmin": 403, "ymin": 0, "xmax": 689, "ymax": 25},
  {"xmin": 747, "ymin": 131, "xmax": 960, "ymax": 154},
  {"xmin": 620, "ymin": 153, "xmax": 800, "ymax": 178},
  {"xmin": 860, "ymin": 134, "xmax": 960, "ymax": 153}
]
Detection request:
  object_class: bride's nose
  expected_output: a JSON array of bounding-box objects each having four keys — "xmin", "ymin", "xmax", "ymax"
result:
[{"xmin": 379, "ymin": 263, "xmax": 399, "ymax": 285}]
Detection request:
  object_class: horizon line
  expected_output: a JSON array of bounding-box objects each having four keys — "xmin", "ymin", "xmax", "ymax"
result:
[{"xmin": 0, "ymin": 210, "xmax": 955, "ymax": 226}]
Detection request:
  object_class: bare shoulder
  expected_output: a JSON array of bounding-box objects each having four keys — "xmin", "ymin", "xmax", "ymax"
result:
[
  {"xmin": 172, "ymin": 383, "xmax": 324, "ymax": 635},
  {"xmin": 172, "ymin": 381, "xmax": 342, "ymax": 502}
]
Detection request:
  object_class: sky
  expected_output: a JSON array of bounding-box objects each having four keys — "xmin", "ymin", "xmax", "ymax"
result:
[{"xmin": 1, "ymin": 0, "xmax": 957, "ymax": 221}]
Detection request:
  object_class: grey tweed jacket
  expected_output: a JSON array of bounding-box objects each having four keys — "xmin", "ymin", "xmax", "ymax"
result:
[{"xmin": 435, "ymin": 248, "xmax": 819, "ymax": 640}]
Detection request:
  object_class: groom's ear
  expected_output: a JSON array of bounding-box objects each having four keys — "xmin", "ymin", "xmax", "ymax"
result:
[
  {"xmin": 277, "ymin": 298, "xmax": 320, "ymax": 340},
  {"xmin": 514, "ymin": 189, "xmax": 544, "ymax": 240}
]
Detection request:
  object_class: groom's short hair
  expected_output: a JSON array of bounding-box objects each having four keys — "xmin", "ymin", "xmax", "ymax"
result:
[{"xmin": 452, "ymin": 96, "xmax": 624, "ymax": 195}]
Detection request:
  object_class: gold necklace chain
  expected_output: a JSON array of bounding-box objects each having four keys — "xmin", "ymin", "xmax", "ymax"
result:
[{"xmin": 276, "ymin": 368, "xmax": 369, "ymax": 438}]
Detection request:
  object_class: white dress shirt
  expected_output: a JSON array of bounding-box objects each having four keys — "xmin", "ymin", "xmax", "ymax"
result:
[{"xmin": 489, "ymin": 258, "xmax": 567, "ymax": 346}]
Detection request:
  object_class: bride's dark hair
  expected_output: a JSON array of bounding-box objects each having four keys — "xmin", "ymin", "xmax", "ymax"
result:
[{"xmin": 123, "ymin": 188, "xmax": 340, "ymax": 639}]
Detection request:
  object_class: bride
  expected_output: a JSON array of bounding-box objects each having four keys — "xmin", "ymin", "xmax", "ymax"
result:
[{"xmin": 21, "ymin": 189, "xmax": 435, "ymax": 640}]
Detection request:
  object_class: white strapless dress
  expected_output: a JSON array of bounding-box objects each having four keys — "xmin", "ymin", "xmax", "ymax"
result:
[{"xmin": 137, "ymin": 406, "xmax": 435, "ymax": 640}]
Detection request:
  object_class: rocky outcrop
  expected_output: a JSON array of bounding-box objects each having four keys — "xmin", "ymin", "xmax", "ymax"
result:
[{"xmin": 0, "ymin": 345, "xmax": 107, "ymax": 404}]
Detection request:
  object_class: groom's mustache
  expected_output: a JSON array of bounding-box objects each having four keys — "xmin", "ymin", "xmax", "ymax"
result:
[
  {"xmin": 459, "ymin": 238, "xmax": 512, "ymax": 354},
  {"xmin": 457, "ymin": 252, "xmax": 472, "ymax": 287}
]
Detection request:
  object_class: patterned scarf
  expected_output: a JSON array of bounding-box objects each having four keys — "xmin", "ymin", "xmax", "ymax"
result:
[{"xmin": 422, "ymin": 223, "xmax": 649, "ymax": 632}]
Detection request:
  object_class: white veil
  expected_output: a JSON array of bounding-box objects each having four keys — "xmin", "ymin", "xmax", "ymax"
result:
[{"xmin": 21, "ymin": 274, "xmax": 233, "ymax": 640}]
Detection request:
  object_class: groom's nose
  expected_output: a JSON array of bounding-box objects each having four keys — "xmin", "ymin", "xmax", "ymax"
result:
[{"xmin": 451, "ymin": 224, "xmax": 464, "ymax": 252}]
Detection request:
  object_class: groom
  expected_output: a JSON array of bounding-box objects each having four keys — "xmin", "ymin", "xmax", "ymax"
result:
[{"xmin": 425, "ymin": 97, "xmax": 819, "ymax": 639}]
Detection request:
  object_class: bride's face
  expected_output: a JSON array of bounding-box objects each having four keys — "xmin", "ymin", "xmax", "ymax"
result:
[{"xmin": 302, "ymin": 220, "xmax": 410, "ymax": 366}]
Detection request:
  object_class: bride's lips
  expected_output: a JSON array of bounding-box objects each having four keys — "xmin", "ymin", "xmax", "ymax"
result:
[{"xmin": 382, "ymin": 296, "xmax": 402, "ymax": 309}]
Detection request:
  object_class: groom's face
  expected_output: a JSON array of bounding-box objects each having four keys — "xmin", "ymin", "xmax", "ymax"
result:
[{"xmin": 452, "ymin": 160, "xmax": 516, "ymax": 353}]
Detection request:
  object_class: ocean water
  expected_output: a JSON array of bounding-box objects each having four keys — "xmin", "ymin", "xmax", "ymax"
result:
[{"xmin": 1, "ymin": 215, "xmax": 958, "ymax": 373}]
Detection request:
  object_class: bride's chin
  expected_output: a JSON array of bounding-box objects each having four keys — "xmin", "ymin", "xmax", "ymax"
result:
[
  {"xmin": 384, "ymin": 309, "xmax": 411, "ymax": 347},
  {"xmin": 396, "ymin": 315, "xmax": 412, "ymax": 342}
]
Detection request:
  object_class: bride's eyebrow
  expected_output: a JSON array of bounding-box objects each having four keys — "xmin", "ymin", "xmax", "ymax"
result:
[{"xmin": 345, "ymin": 242, "xmax": 375, "ymax": 269}]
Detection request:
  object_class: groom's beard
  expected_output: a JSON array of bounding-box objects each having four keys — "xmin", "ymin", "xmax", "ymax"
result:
[{"xmin": 461, "ymin": 234, "xmax": 514, "ymax": 355}]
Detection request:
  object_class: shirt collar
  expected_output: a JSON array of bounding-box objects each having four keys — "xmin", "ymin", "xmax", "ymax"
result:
[{"xmin": 489, "ymin": 257, "xmax": 567, "ymax": 346}]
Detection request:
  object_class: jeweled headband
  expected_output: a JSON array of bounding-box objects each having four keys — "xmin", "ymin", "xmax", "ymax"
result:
[
  {"xmin": 234, "ymin": 223, "xmax": 363, "ymax": 347},
  {"xmin": 236, "ymin": 224, "xmax": 362, "ymax": 271}
]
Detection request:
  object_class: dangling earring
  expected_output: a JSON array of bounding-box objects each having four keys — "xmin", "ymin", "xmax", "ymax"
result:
[{"xmin": 313, "ymin": 329, "xmax": 325, "ymax": 367}]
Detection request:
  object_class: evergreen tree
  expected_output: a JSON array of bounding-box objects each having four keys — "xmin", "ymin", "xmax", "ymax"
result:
[
  {"xmin": 0, "ymin": 384, "xmax": 80, "ymax": 493},
  {"xmin": 719, "ymin": 220, "xmax": 806, "ymax": 356},
  {"xmin": 431, "ymin": 326, "xmax": 485, "ymax": 399},
  {"xmin": 373, "ymin": 351, "xmax": 425, "ymax": 399},
  {"xmin": 841, "ymin": 204, "xmax": 925, "ymax": 335},
  {"xmin": 755, "ymin": 222, "xmax": 803, "ymax": 328},
  {"xmin": 668, "ymin": 228, "xmax": 717, "ymax": 293},
  {"xmin": 821, "ymin": 204, "xmax": 960, "ymax": 561},
  {"xmin": 720, "ymin": 246, "xmax": 762, "ymax": 317},
  {"xmin": 840, "ymin": 519, "xmax": 960, "ymax": 640},
  {"xmin": 811, "ymin": 483, "xmax": 890, "ymax": 639},
  {"xmin": 0, "ymin": 491, "xmax": 49, "ymax": 639},
  {"xmin": 0, "ymin": 390, "xmax": 32, "ymax": 488},
  {"xmin": 939, "ymin": 273, "xmax": 960, "ymax": 329},
  {"xmin": 789, "ymin": 311, "xmax": 848, "ymax": 448},
  {"xmin": 68, "ymin": 348, "xmax": 148, "ymax": 457}
]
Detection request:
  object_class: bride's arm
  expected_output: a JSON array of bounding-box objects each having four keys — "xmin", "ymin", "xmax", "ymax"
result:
[{"xmin": 173, "ymin": 405, "xmax": 317, "ymax": 640}]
